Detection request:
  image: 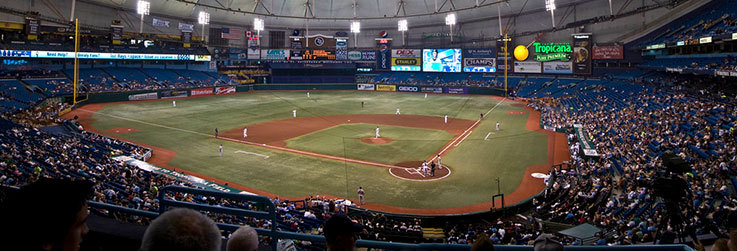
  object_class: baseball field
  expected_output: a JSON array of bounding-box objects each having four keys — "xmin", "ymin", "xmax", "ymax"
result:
[{"xmin": 66, "ymin": 91, "xmax": 570, "ymax": 214}]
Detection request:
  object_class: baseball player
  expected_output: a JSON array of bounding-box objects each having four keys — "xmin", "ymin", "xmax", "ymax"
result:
[
  {"xmin": 480, "ymin": 113, "xmax": 484, "ymax": 120},
  {"xmin": 307, "ymin": 92, "xmax": 310, "ymax": 98},
  {"xmin": 215, "ymin": 128, "xmax": 219, "ymax": 139},
  {"xmin": 243, "ymin": 128, "xmax": 248, "ymax": 138},
  {"xmin": 422, "ymin": 161, "xmax": 429, "ymax": 176},
  {"xmin": 219, "ymin": 144, "xmax": 223, "ymax": 157},
  {"xmin": 431, "ymin": 161, "xmax": 436, "ymax": 176},
  {"xmin": 395, "ymin": 108, "xmax": 401, "ymax": 115},
  {"xmin": 496, "ymin": 121, "xmax": 500, "ymax": 131},
  {"xmin": 444, "ymin": 115, "xmax": 448, "ymax": 124},
  {"xmin": 172, "ymin": 100, "xmax": 176, "ymax": 107},
  {"xmin": 375, "ymin": 126, "xmax": 380, "ymax": 138},
  {"xmin": 292, "ymin": 109, "xmax": 297, "ymax": 118},
  {"xmin": 361, "ymin": 101, "xmax": 364, "ymax": 109},
  {"xmin": 437, "ymin": 155, "xmax": 442, "ymax": 170},
  {"xmin": 424, "ymin": 93, "xmax": 427, "ymax": 99},
  {"xmin": 357, "ymin": 187, "xmax": 365, "ymax": 205}
]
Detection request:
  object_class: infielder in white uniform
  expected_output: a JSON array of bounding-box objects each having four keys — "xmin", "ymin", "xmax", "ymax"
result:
[
  {"xmin": 172, "ymin": 100, "xmax": 176, "ymax": 107},
  {"xmin": 292, "ymin": 110, "xmax": 297, "ymax": 118},
  {"xmin": 444, "ymin": 115, "xmax": 448, "ymax": 124},
  {"xmin": 307, "ymin": 92, "xmax": 310, "ymax": 98},
  {"xmin": 219, "ymin": 144, "xmax": 223, "ymax": 157},
  {"xmin": 437, "ymin": 155, "xmax": 442, "ymax": 170},
  {"xmin": 395, "ymin": 108, "xmax": 401, "ymax": 115},
  {"xmin": 375, "ymin": 126, "xmax": 380, "ymax": 138},
  {"xmin": 243, "ymin": 128, "xmax": 248, "ymax": 138},
  {"xmin": 424, "ymin": 93, "xmax": 427, "ymax": 98},
  {"xmin": 496, "ymin": 121, "xmax": 500, "ymax": 131}
]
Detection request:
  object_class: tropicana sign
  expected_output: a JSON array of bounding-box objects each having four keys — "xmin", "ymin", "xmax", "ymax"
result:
[{"xmin": 532, "ymin": 42, "xmax": 571, "ymax": 62}]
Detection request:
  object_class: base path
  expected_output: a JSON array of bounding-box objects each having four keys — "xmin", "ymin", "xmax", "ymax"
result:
[{"xmin": 221, "ymin": 114, "xmax": 475, "ymax": 147}]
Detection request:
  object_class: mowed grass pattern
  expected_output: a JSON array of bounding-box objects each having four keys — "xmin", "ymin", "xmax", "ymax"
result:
[
  {"xmin": 285, "ymin": 123, "xmax": 455, "ymax": 165},
  {"xmin": 89, "ymin": 91, "xmax": 548, "ymax": 209}
]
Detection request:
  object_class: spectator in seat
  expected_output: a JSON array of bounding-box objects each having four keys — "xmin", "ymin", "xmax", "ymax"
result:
[
  {"xmin": 324, "ymin": 214, "xmax": 363, "ymax": 251},
  {"xmin": 471, "ymin": 233, "xmax": 496, "ymax": 251},
  {"xmin": 140, "ymin": 208, "xmax": 222, "ymax": 251},
  {"xmin": 533, "ymin": 234, "xmax": 564, "ymax": 251},
  {"xmin": 227, "ymin": 226, "xmax": 259, "ymax": 251},
  {"xmin": 0, "ymin": 178, "xmax": 93, "ymax": 251}
]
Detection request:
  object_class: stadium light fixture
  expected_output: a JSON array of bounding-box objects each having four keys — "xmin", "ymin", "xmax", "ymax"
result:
[
  {"xmin": 254, "ymin": 17, "xmax": 264, "ymax": 46},
  {"xmin": 137, "ymin": 0, "xmax": 150, "ymax": 34},
  {"xmin": 198, "ymin": 11, "xmax": 210, "ymax": 44},
  {"xmin": 398, "ymin": 19, "xmax": 408, "ymax": 47},
  {"xmin": 445, "ymin": 13, "xmax": 456, "ymax": 43},
  {"xmin": 350, "ymin": 21, "xmax": 360, "ymax": 48},
  {"xmin": 545, "ymin": 0, "xmax": 556, "ymax": 28}
]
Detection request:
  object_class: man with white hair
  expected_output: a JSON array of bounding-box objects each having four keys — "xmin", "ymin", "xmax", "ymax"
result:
[
  {"xmin": 140, "ymin": 208, "xmax": 222, "ymax": 251},
  {"xmin": 227, "ymin": 226, "xmax": 259, "ymax": 251}
]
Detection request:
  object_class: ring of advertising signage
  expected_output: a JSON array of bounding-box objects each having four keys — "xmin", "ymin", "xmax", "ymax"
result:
[
  {"xmin": 422, "ymin": 49, "xmax": 461, "ymax": 72},
  {"xmin": 0, "ymin": 49, "xmax": 210, "ymax": 61}
]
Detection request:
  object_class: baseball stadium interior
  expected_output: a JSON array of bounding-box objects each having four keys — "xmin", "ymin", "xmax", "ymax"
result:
[{"xmin": 2, "ymin": 0, "xmax": 737, "ymax": 250}]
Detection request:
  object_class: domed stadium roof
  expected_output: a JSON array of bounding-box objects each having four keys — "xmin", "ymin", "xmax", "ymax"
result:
[{"xmin": 84, "ymin": 0, "xmax": 588, "ymax": 30}]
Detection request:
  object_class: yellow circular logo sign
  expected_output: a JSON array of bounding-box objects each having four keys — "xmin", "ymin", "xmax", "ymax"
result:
[{"xmin": 513, "ymin": 45, "xmax": 529, "ymax": 61}]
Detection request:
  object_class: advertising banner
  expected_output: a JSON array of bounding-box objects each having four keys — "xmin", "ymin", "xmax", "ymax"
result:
[
  {"xmin": 532, "ymin": 42, "xmax": 572, "ymax": 62},
  {"xmin": 572, "ymin": 34, "xmax": 592, "ymax": 75},
  {"xmin": 336, "ymin": 39, "xmax": 348, "ymax": 60},
  {"xmin": 347, "ymin": 51, "xmax": 362, "ymax": 60},
  {"xmin": 376, "ymin": 40, "xmax": 392, "ymax": 71},
  {"xmin": 111, "ymin": 26, "xmax": 123, "ymax": 42},
  {"xmin": 542, "ymin": 61, "xmax": 573, "ymax": 74},
  {"xmin": 514, "ymin": 61, "xmax": 542, "ymax": 73},
  {"xmin": 302, "ymin": 49, "xmax": 336, "ymax": 60},
  {"xmin": 128, "ymin": 92, "xmax": 158, "ymax": 101},
  {"xmin": 215, "ymin": 86, "xmax": 236, "ymax": 95},
  {"xmin": 397, "ymin": 85, "xmax": 420, "ymax": 92},
  {"xmin": 357, "ymin": 84, "xmax": 375, "ymax": 90},
  {"xmin": 152, "ymin": 18, "xmax": 170, "ymax": 28},
  {"xmin": 25, "ymin": 18, "xmax": 39, "ymax": 37},
  {"xmin": 445, "ymin": 87, "xmax": 468, "ymax": 94},
  {"xmin": 423, "ymin": 49, "xmax": 462, "ymax": 72},
  {"xmin": 181, "ymin": 31, "xmax": 192, "ymax": 44},
  {"xmin": 178, "ymin": 23, "xmax": 194, "ymax": 31},
  {"xmin": 592, "ymin": 46, "xmax": 624, "ymax": 59},
  {"xmin": 260, "ymin": 49, "xmax": 290, "ymax": 60},
  {"xmin": 420, "ymin": 87, "xmax": 443, "ymax": 93},
  {"xmin": 376, "ymin": 84, "xmax": 396, "ymax": 92},
  {"xmin": 574, "ymin": 125, "xmax": 599, "ymax": 157},
  {"xmin": 0, "ymin": 49, "xmax": 208, "ymax": 61},
  {"xmin": 190, "ymin": 88, "xmax": 213, "ymax": 96},
  {"xmin": 496, "ymin": 38, "xmax": 513, "ymax": 72},
  {"xmin": 247, "ymin": 48, "xmax": 260, "ymax": 59},
  {"xmin": 160, "ymin": 90, "xmax": 188, "ymax": 99},
  {"xmin": 463, "ymin": 49, "xmax": 496, "ymax": 72},
  {"xmin": 290, "ymin": 50, "xmax": 303, "ymax": 60},
  {"xmin": 391, "ymin": 49, "xmax": 422, "ymax": 71},
  {"xmin": 361, "ymin": 51, "xmax": 376, "ymax": 61}
]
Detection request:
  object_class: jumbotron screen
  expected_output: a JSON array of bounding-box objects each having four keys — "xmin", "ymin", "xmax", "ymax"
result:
[{"xmin": 422, "ymin": 49, "xmax": 461, "ymax": 72}]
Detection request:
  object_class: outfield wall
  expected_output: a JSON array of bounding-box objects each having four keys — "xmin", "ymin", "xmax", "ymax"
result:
[{"xmin": 71, "ymin": 84, "xmax": 507, "ymax": 104}]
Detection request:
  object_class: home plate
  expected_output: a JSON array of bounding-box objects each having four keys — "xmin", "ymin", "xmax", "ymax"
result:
[
  {"xmin": 531, "ymin": 173, "xmax": 549, "ymax": 179},
  {"xmin": 234, "ymin": 150, "xmax": 270, "ymax": 159}
]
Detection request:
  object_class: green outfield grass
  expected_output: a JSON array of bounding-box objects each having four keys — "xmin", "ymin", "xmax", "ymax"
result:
[
  {"xmin": 88, "ymin": 91, "xmax": 549, "ymax": 209},
  {"xmin": 285, "ymin": 123, "xmax": 455, "ymax": 165}
]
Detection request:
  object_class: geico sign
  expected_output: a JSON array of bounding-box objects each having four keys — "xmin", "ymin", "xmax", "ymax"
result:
[{"xmin": 398, "ymin": 86, "xmax": 418, "ymax": 92}]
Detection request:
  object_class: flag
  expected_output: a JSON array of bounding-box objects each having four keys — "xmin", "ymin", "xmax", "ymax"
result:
[{"xmin": 221, "ymin": 28, "xmax": 242, "ymax": 40}]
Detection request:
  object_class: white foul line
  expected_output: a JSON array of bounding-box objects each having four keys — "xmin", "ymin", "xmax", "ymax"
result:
[
  {"xmin": 484, "ymin": 132, "xmax": 492, "ymax": 141},
  {"xmin": 234, "ymin": 150, "xmax": 270, "ymax": 159},
  {"xmin": 429, "ymin": 98, "xmax": 505, "ymax": 162},
  {"xmin": 454, "ymin": 131, "xmax": 472, "ymax": 147}
]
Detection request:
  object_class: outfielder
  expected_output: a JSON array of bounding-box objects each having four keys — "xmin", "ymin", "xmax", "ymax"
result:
[
  {"xmin": 496, "ymin": 121, "xmax": 500, "ymax": 131},
  {"xmin": 172, "ymin": 100, "xmax": 176, "ymax": 107},
  {"xmin": 375, "ymin": 126, "xmax": 380, "ymax": 138},
  {"xmin": 307, "ymin": 92, "xmax": 310, "ymax": 98},
  {"xmin": 444, "ymin": 115, "xmax": 448, "ymax": 124},
  {"xmin": 357, "ymin": 187, "xmax": 365, "ymax": 205},
  {"xmin": 292, "ymin": 109, "xmax": 297, "ymax": 118},
  {"xmin": 219, "ymin": 144, "xmax": 223, "ymax": 157},
  {"xmin": 395, "ymin": 108, "xmax": 401, "ymax": 115},
  {"xmin": 243, "ymin": 128, "xmax": 248, "ymax": 138},
  {"xmin": 424, "ymin": 93, "xmax": 427, "ymax": 98}
]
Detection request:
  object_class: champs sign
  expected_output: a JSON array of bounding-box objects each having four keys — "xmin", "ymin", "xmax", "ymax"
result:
[{"xmin": 532, "ymin": 42, "xmax": 571, "ymax": 62}]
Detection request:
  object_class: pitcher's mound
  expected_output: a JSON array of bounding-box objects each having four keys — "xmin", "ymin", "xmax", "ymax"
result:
[{"xmin": 361, "ymin": 137, "xmax": 392, "ymax": 144}]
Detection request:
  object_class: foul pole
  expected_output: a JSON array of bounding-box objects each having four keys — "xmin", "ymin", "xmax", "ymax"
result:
[
  {"xmin": 504, "ymin": 33, "xmax": 508, "ymax": 97},
  {"xmin": 73, "ymin": 18, "xmax": 79, "ymax": 104}
]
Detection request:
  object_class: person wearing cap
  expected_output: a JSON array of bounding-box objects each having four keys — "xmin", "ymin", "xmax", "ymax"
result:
[
  {"xmin": 323, "ymin": 214, "xmax": 363, "ymax": 251},
  {"xmin": 533, "ymin": 234, "xmax": 564, "ymax": 251}
]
